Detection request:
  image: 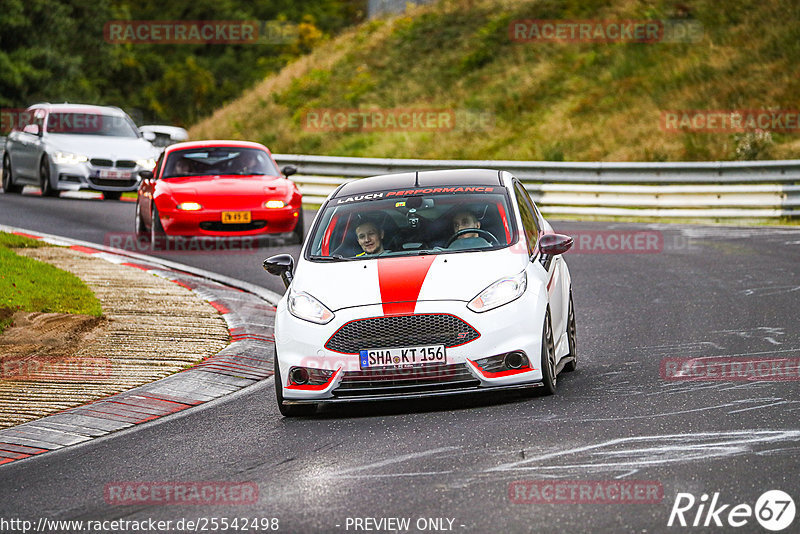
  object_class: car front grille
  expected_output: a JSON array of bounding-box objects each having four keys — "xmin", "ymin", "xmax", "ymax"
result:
[
  {"xmin": 333, "ymin": 363, "xmax": 480, "ymax": 397},
  {"xmin": 89, "ymin": 178, "xmax": 138, "ymax": 188},
  {"xmin": 90, "ymin": 159, "xmax": 137, "ymax": 168},
  {"xmin": 199, "ymin": 221, "xmax": 268, "ymax": 232},
  {"xmin": 325, "ymin": 314, "xmax": 480, "ymax": 354}
]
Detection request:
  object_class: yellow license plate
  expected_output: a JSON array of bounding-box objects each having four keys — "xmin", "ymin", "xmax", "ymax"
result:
[{"xmin": 221, "ymin": 211, "xmax": 251, "ymax": 224}]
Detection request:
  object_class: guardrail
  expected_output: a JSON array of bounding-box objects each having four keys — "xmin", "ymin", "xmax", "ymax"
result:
[{"xmin": 274, "ymin": 154, "xmax": 800, "ymax": 219}]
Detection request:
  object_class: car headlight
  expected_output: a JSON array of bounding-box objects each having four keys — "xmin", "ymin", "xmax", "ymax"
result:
[
  {"xmin": 468, "ymin": 271, "xmax": 527, "ymax": 312},
  {"xmin": 52, "ymin": 152, "xmax": 88, "ymax": 165},
  {"xmin": 176, "ymin": 202, "xmax": 202, "ymax": 211},
  {"xmin": 264, "ymin": 200, "xmax": 285, "ymax": 209},
  {"xmin": 136, "ymin": 158, "xmax": 157, "ymax": 170},
  {"xmin": 288, "ymin": 291, "xmax": 334, "ymax": 324}
]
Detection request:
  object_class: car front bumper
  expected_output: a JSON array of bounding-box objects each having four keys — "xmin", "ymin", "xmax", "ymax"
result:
[{"xmin": 274, "ymin": 295, "xmax": 547, "ymax": 403}]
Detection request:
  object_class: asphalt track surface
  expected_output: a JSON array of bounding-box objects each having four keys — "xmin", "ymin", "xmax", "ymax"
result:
[{"xmin": 1, "ymin": 190, "xmax": 799, "ymax": 533}]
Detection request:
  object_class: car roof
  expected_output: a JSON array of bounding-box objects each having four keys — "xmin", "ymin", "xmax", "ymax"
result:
[
  {"xmin": 29, "ymin": 103, "xmax": 128, "ymax": 116},
  {"xmin": 164, "ymin": 140, "xmax": 271, "ymax": 154},
  {"xmin": 333, "ymin": 169, "xmax": 504, "ymax": 198}
]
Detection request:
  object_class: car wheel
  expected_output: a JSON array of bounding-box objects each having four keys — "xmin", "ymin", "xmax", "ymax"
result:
[
  {"xmin": 39, "ymin": 156, "xmax": 59, "ymax": 197},
  {"xmin": 274, "ymin": 355, "xmax": 316, "ymax": 417},
  {"xmin": 539, "ymin": 309, "xmax": 557, "ymax": 395},
  {"xmin": 563, "ymin": 290, "xmax": 577, "ymax": 372},
  {"xmin": 2, "ymin": 155, "xmax": 23, "ymax": 194},
  {"xmin": 134, "ymin": 202, "xmax": 149, "ymax": 241},
  {"xmin": 289, "ymin": 210, "xmax": 305, "ymax": 244},
  {"xmin": 104, "ymin": 191, "xmax": 122, "ymax": 201},
  {"xmin": 150, "ymin": 203, "xmax": 167, "ymax": 250}
]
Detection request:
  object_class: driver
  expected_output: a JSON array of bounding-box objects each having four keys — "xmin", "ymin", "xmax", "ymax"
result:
[
  {"xmin": 452, "ymin": 210, "xmax": 481, "ymax": 239},
  {"xmin": 239, "ymin": 151, "xmax": 262, "ymax": 175},
  {"xmin": 355, "ymin": 220, "xmax": 385, "ymax": 256},
  {"xmin": 173, "ymin": 158, "xmax": 192, "ymax": 176},
  {"xmin": 449, "ymin": 209, "xmax": 492, "ymax": 249}
]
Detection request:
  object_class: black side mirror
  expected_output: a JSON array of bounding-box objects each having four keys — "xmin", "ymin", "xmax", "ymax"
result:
[
  {"xmin": 264, "ymin": 254, "xmax": 294, "ymax": 288},
  {"xmin": 139, "ymin": 170, "xmax": 154, "ymax": 180},
  {"xmin": 539, "ymin": 233, "xmax": 573, "ymax": 268},
  {"xmin": 281, "ymin": 165, "xmax": 297, "ymax": 178}
]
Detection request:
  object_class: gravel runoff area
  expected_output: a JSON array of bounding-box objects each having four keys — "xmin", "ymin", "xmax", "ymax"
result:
[{"xmin": 0, "ymin": 246, "xmax": 231, "ymax": 429}]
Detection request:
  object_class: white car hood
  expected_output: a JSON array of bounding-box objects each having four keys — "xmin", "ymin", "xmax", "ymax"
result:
[
  {"xmin": 293, "ymin": 248, "xmax": 528, "ymax": 312},
  {"xmin": 45, "ymin": 134, "xmax": 159, "ymax": 160}
]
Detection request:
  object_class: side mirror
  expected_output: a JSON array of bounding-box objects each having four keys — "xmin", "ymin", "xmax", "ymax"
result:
[
  {"xmin": 23, "ymin": 124, "xmax": 41, "ymax": 136},
  {"xmin": 264, "ymin": 254, "xmax": 294, "ymax": 288},
  {"xmin": 139, "ymin": 170, "xmax": 154, "ymax": 180},
  {"xmin": 540, "ymin": 233, "xmax": 573, "ymax": 256},
  {"xmin": 142, "ymin": 131, "xmax": 157, "ymax": 142},
  {"xmin": 281, "ymin": 165, "xmax": 297, "ymax": 178}
]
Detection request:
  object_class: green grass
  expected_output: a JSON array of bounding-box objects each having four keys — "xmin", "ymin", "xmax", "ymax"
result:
[
  {"xmin": 0, "ymin": 233, "xmax": 103, "ymax": 333},
  {"xmin": 190, "ymin": 0, "xmax": 800, "ymax": 162}
]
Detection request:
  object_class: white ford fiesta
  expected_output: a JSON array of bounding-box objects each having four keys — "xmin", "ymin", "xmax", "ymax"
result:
[{"xmin": 264, "ymin": 169, "xmax": 577, "ymax": 416}]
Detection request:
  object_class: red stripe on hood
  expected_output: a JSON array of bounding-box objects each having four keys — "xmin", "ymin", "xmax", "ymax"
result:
[{"xmin": 377, "ymin": 255, "xmax": 436, "ymax": 315}]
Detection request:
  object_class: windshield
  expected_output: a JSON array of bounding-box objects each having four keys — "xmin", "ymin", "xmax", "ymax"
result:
[
  {"xmin": 46, "ymin": 112, "xmax": 139, "ymax": 137},
  {"xmin": 307, "ymin": 187, "xmax": 517, "ymax": 260},
  {"xmin": 163, "ymin": 147, "xmax": 279, "ymax": 178}
]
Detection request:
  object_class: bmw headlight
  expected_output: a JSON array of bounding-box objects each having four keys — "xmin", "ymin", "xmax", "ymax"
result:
[
  {"xmin": 288, "ymin": 291, "xmax": 334, "ymax": 324},
  {"xmin": 52, "ymin": 152, "xmax": 88, "ymax": 165},
  {"xmin": 468, "ymin": 271, "xmax": 527, "ymax": 312},
  {"xmin": 136, "ymin": 158, "xmax": 157, "ymax": 170}
]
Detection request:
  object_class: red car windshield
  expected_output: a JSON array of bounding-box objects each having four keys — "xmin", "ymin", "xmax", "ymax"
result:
[
  {"xmin": 163, "ymin": 147, "xmax": 279, "ymax": 178},
  {"xmin": 307, "ymin": 188, "xmax": 517, "ymax": 260}
]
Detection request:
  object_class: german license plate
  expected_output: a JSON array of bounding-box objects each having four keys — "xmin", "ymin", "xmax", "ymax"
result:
[
  {"xmin": 221, "ymin": 211, "xmax": 251, "ymax": 224},
  {"xmin": 359, "ymin": 345, "xmax": 446, "ymax": 369},
  {"xmin": 97, "ymin": 169, "xmax": 133, "ymax": 180}
]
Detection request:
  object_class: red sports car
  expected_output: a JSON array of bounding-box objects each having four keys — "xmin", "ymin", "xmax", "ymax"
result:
[{"xmin": 135, "ymin": 140, "xmax": 302, "ymax": 246}]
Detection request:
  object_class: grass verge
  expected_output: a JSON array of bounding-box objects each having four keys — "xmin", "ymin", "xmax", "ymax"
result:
[{"xmin": 0, "ymin": 232, "xmax": 103, "ymax": 333}]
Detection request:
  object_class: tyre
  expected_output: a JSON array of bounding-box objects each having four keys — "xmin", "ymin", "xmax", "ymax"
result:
[
  {"xmin": 134, "ymin": 201, "xmax": 149, "ymax": 241},
  {"xmin": 563, "ymin": 290, "xmax": 577, "ymax": 372},
  {"xmin": 289, "ymin": 210, "xmax": 305, "ymax": 245},
  {"xmin": 104, "ymin": 191, "xmax": 122, "ymax": 200},
  {"xmin": 39, "ymin": 156, "xmax": 59, "ymax": 197},
  {"xmin": 2, "ymin": 155, "xmax": 23, "ymax": 194},
  {"xmin": 539, "ymin": 309, "xmax": 557, "ymax": 395},
  {"xmin": 150, "ymin": 203, "xmax": 168, "ymax": 250},
  {"xmin": 274, "ymin": 355, "xmax": 316, "ymax": 417}
]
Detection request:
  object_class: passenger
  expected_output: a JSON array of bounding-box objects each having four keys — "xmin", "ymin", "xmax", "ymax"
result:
[{"xmin": 355, "ymin": 220, "xmax": 385, "ymax": 256}]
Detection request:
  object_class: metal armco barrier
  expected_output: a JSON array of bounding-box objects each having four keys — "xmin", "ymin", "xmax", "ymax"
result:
[{"xmin": 274, "ymin": 154, "xmax": 800, "ymax": 218}]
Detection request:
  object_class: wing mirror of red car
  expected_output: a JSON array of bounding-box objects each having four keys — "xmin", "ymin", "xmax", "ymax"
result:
[
  {"xmin": 281, "ymin": 165, "xmax": 297, "ymax": 178},
  {"xmin": 540, "ymin": 233, "xmax": 573, "ymax": 257},
  {"xmin": 139, "ymin": 170, "xmax": 154, "ymax": 180},
  {"xmin": 264, "ymin": 253, "xmax": 295, "ymax": 288}
]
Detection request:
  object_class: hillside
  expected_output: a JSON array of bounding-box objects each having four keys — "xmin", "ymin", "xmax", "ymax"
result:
[{"xmin": 190, "ymin": 0, "xmax": 800, "ymax": 161}]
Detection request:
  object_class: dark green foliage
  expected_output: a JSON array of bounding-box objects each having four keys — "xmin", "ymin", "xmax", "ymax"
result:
[{"xmin": 0, "ymin": 0, "xmax": 366, "ymax": 126}]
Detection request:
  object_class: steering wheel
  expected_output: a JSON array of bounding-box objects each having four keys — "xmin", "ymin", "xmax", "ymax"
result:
[{"xmin": 446, "ymin": 228, "xmax": 499, "ymax": 247}]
